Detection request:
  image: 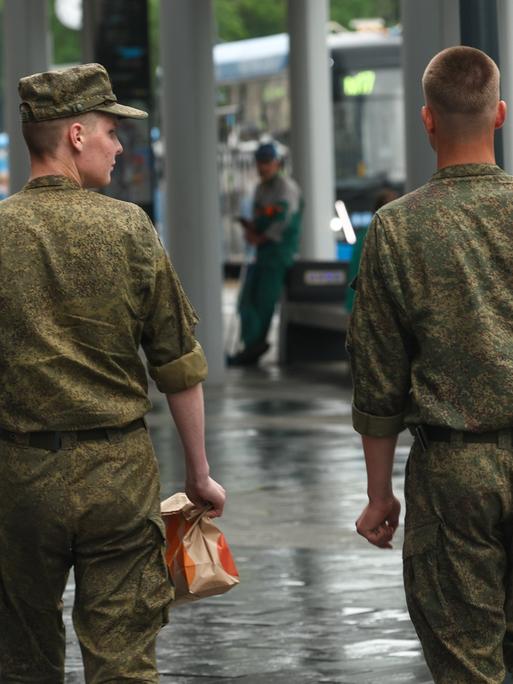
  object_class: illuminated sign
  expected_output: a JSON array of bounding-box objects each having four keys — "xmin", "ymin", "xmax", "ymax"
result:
[
  {"xmin": 343, "ymin": 70, "xmax": 376, "ymax": 96},
  {"xmin": 263, "ymin": 83, "xmax": 286, "ymax": 103}
]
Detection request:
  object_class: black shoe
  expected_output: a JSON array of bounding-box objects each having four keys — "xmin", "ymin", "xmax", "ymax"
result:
[{"xmin": 227, "ymin": 341, "xmax": 270, "ymax": 367}]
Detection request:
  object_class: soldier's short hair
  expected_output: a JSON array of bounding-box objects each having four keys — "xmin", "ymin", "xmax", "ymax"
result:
[
  {"xmin": 422, "ymin": 46, "xmax": 499, "ymax": 116},
  {"xmin": 21, "ymin": 113, "xmax": 98, "ymax": 159}
]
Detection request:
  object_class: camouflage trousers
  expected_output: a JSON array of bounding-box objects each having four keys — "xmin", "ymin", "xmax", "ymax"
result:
[
  {"xmin": 0, "ymin": 423, "xmax": 174, "ymax": 683},
  {"xmin": 404, "ymin": 438, "xmax": 513, "ymax": 683}
]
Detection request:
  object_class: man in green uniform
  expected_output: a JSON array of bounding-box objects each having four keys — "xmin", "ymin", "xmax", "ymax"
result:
[
  {"xmin": 348, "ymin": 46, "xmax": 513, "ymax": 682},
  {"xmin": 0, "ymin": 63, "xmax": 225, "ymax": 683},
  {"xmin": 227, "ymin": 142, "xmax": 303, "ymax": 366}
]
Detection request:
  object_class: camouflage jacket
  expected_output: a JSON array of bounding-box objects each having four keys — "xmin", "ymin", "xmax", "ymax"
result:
[
  {"xmin": 0, "ymin": 175, "xmax": 207, "ymax": 432},
  {"xmin": 347, "ymin": 163, "xmax": 513, "ymax": 436}
]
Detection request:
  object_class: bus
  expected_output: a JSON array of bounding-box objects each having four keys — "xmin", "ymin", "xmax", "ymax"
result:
[{"xmin": 213, "ymin": 28, "xmax": 404, "ymax": 265}]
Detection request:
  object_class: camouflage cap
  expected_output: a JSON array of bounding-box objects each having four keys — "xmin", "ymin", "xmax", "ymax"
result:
[{"xmin": 18, "ymin": 63, "xmax": 148, "ymax": 123}]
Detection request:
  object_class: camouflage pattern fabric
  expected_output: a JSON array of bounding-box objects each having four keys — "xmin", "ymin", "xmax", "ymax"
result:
[
  {"xmin": 18, "ymin": 63, "xmax": 147, "ymax": 122},
  {"xmin": 0, "ymin": 175, "xmax": 207, "ymax": 433},
  {"xmin": 0, "ymin": 424, "xmax": 174, "ymax": 683},
  {"xmin": 347, "ymin": 163, "xmax": 513, "ymax": 436},
  {"xmin": 0, "ymin": 173, "xmax": 207, "ymax": 680},
  {"xmin": 404, "ymin": 439, "xmax": 513, "ymax": 683},
  {"xmin": 348, "ymin": 163, "xmax": 513, "ymax": 681}
]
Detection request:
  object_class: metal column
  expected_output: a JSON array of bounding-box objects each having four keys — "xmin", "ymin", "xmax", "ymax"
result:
[
  {"xmin": 3, "ymin": 0, "xmax": 50, "ymax": 194},
  {"xmin": 159, "ymin": 0, "xmax": 224, "ymax": 384},
  {"xmin": 401, "ymin": 0, "xmax": 460, "ymax": 191},
  {"xmin": 288, "ymin": 0, "xmax": 335, "ymax": 259}
]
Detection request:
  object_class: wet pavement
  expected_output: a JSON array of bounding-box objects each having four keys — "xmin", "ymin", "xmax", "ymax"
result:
[{"xmin": 63, "ymin": 357, "xmax": 434, "ymax": 683}]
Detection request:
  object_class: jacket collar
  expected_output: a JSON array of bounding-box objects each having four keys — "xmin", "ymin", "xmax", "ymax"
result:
[
  {"xmin": 23, "ymin": 175, "xmax": 81, "ymax": 191},
  {"xmin": 431, "ymin": 163, "xmax": 506, "ymax": 181}
]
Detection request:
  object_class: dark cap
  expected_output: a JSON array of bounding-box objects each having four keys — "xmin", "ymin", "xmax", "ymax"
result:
[
  {"xmin": 18, "ymin": 63, "xmax": 148, "ymax": 123},
  {"xmin": 255, "ymin": 142, "xmax": 279, "ymax": 162}
]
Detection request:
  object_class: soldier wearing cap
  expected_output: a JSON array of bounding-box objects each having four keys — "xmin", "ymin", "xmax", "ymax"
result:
[
  {"xmin": 0, "ymin": 63, "xmax": 225, "ymax": 682},
  {"xmin": 227, "ymin": 141, "xmax": 303, "ymax": 366},
  {"xmin": 348, "ymin": 46, "xmax": 513, "ymax": 682}
]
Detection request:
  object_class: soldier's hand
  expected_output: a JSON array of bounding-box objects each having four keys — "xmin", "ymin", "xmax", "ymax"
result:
[
  {"xmin": 185, "ymin": 476, "xmax": 226, "ymax": 518},
  {"xmin": 355, "ymin": 496, "xmax": 401, "ymax": 549}
]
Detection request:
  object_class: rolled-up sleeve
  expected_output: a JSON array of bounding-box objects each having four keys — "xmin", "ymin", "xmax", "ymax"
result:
[
  {"xmin": 141, "ymin": 231, "xmax": 207, "ymax": 393},
  {"xmin": 346, "ymin": 215, "xmax": 413, "ymax": 436},
  {"xmin": 148, "ymin": 340, "xmax": 208, "ymax": 394}
]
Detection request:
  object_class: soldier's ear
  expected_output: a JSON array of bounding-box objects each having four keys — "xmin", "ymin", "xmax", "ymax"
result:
[
  {"xmin": 495, "ymin": 100, "xmax": 507, "ymax": 130},
  {"xmin": 421, "ymin": 105, "xmax": 435, "ymax": 136},
  {"xmin": 69, "ymin": 122, "xmax": 85, "ymax": 151}
]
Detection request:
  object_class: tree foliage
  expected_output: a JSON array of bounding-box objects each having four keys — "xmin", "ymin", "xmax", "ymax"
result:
[
  {"xmin": 214, "ymin": 0, "xmax": 286, "ymax": 42},
  {"xmin": 330, "ymin": 0, "xmax": 400, "ymax": 30},
  {"xmin": 51, "ymin": 6, "xmax": 81, "ymax": 65},
  {"xmin": 213, "ymin": 0, "xmax": 400, "ymax": 42},
  {"xmin": 49, "ymin": 0, "xmax": 401, "ymax": 65}
]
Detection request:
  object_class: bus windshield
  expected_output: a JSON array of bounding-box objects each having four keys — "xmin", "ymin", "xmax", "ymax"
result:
[{"xmin": 333, "ymin": 66, "xmax": 405, "ymax": 193}]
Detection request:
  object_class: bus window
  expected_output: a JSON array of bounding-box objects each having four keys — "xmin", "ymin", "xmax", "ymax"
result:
[{"xmin": 333, "ymin": 66, "xmax": 405, "ymax": 199}]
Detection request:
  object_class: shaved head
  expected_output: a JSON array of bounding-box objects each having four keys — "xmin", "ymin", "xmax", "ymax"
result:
[
  {"xmin": 422, "ymin": 46, "xmax": 500, "ymax": 136},
  {"xmin": 22, "ymin": 112, "xmax": 99, "ymax": 160}
]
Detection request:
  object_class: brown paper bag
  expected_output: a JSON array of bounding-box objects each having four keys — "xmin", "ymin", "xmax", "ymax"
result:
[{"xmin": 161, "ymin": 492, "xmax": 240, "ymax": 605}]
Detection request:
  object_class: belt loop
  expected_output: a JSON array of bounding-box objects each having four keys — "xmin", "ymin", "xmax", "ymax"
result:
[
  {"xmin": 60, "ymin": 431, "xmax": 77, "ymax": 450},
  {"xmin": 49, "ymin": 432, "xmax": 62, "ymax": 452},
  {"xmin": 415, "ymin": 425, "xmax": 428, "ymax": 452},
  {"xmin": 498, "ymin": 429, "xmax": 512, "ymax": 450}
]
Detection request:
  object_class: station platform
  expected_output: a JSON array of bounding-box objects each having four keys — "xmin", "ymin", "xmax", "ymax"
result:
[{"xmin": 63, "ymin": 355, "xmax": 434, "ymax": 683}]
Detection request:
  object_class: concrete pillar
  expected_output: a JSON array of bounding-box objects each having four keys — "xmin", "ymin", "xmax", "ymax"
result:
[
  {"xmin": 401, "ymin": 0, "xmax": 460, "ymax": 191},
  {"xmin": 3, "ymin": 0, "xmax": 50, "ymax": 194},
  {"xmin": 497, "ymin": 1, "xmax": 512, "ymax": 172},
  {"xmin": 159, "ymin": 0, "xmax": 224, "ymax": 383},
  {"xmin": 288, "ymin": 0, "xmax": 335, "ymax": 259}
]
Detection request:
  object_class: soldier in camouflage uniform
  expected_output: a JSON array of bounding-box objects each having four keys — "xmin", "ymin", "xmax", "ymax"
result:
[
  {"xmin": 348, "ymin": 46, "xmax": 513, "ymax": 683},
  {"xmin": 0, "ymin": 63, "xmax": 226, "ymax": 683}
]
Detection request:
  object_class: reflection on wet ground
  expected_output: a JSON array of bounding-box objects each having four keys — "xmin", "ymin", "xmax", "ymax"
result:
[{"xmin": 64, "ymin": 362, "xmax": 433, "ymax": 683}]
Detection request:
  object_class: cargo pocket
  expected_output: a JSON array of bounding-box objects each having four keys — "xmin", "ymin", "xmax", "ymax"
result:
[
  {"xmin": 403, "ymin": 522, "xmax": 457, "ymax": 634},
  {"xmin": 135, "ymin": 515, "xmax": 175, "ymax": 628}
]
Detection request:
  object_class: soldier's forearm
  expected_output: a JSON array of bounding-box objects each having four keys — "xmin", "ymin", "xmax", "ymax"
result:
[
  {"xmin": 166, "ymin": 383, "xmax": 209, "ymax": 481},
  {"xmin": 361, "ymin": 434, "xmax": 398, "ymax": 502}
]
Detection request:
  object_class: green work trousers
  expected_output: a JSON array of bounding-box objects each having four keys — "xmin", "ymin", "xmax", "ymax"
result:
[
  {"xmin": 404, "ymin": 438, "xmax": 513, "ymax": 683},
  {"xmin": 0, "ymin": 424, "xmax": 173, "ymax": 683},
  {"xmin": 238, "ymin": 261, "xmax": 288, "ymax": 349}
]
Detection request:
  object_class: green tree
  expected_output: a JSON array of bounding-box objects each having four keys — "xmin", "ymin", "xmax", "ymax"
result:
[
  {"xmin": 330, "ymin": 0, "xmax": 400, "ymax": 29},
  {"xmin": 214, "ymin": 0, "xmax": 286, "ymax": 42},
  {"xmin": 50, "ymin": 0, "xmax": 401, "ymax": 72},
  {"xmin": 213, "ymin": 0, "xmax": 400, "ymax": 42}
]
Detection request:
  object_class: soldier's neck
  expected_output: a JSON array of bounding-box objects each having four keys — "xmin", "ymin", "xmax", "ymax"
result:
[
  {"xmin": 435, "ymin": 137, "xmax": 497, "ymax": 169},
  {"xmin": 28, "ymin": 157, "xmax": 82, "ymax": 186}
]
